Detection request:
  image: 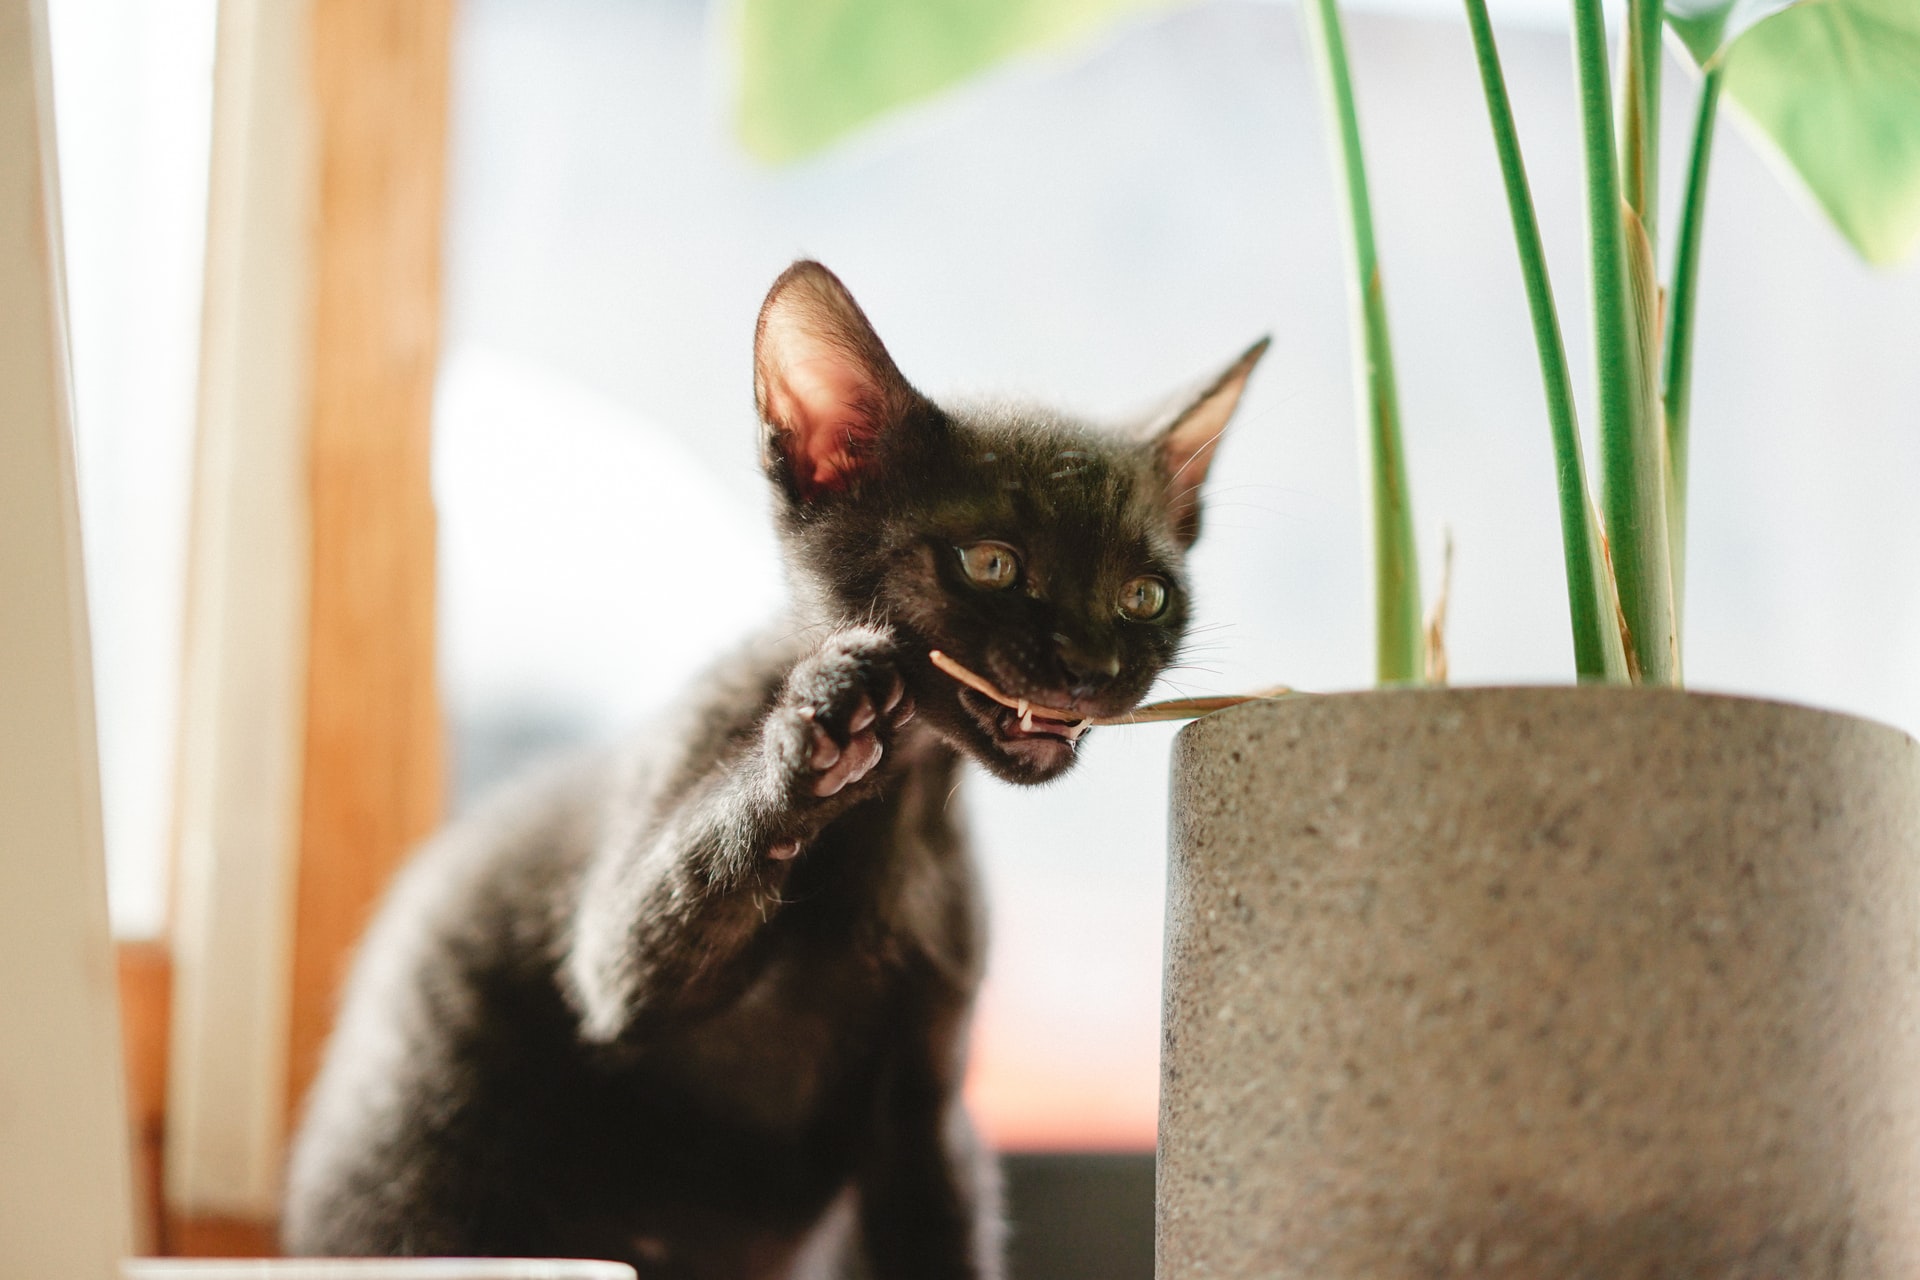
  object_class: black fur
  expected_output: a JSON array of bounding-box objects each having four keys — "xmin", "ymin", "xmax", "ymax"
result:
[{"xmin": 282, "ymin": 262, "xmax": 1265, "ymax": 1277}]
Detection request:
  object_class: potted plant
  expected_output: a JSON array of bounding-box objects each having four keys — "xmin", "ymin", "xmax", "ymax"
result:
[
  {"xmin": 1155, "ymin": 2, "xmax": 1920, "ymax": 1273},
  {"xmin": 732, "ymin": 1, "xmax": 1920, "ymax": 1270}
]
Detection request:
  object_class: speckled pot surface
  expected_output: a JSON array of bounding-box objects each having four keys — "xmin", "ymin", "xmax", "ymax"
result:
[{"xmin": 1160, "ymin": 687, "xmax": 1920, "ymax": 1279}]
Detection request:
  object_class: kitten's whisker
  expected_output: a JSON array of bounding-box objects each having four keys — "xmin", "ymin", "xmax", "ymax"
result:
[{"xmin": 1165, "ymin": 422, "xmax": 1232, "ymax": 489}]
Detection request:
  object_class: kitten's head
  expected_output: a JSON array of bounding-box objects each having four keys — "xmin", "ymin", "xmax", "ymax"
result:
[{"xmin": 754, "ymin": 261, "xmax": 1265, "ymax": 784}]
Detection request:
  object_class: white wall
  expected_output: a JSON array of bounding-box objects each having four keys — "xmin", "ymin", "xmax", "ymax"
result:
[{"xmin": 48, "ymin": 0, "xmax": 218, "ymax": 938}]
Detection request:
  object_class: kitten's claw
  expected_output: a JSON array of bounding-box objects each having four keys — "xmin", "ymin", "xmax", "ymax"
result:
[
  {"xmin": 809, "ymin": 723, "xmax": 841, "ymax": 770},
  {"xmin": 812, "ymin": 729, "xmax": 883, "ymax": 796},
  {"xmin": 847, "ymin": 697, "xmax": 878, "ymax": 735},
  {"xmin": 770, "ymin": 625, "xmax": 906, "ymax": 810},
  {"xmin": 768, "ymin": 839, "xmax": 802, "ymax": 861}
]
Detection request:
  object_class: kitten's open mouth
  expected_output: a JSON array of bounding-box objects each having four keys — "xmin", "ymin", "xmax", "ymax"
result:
[
  {"xmin": 984, "ymin": 697, "xmax": 1088, "ymax": 744},
  {"xmin": 930, "ymin": 650, "xmax": 1094, "ymax": 748},
  {"xmin": 956, "ymin": 689, "xmax": 1084, "ymax": 771}
]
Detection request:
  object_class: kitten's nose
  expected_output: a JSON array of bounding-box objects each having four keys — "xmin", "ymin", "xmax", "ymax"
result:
[{"xmin": 1054, "ymin": 634, "xmax": 1121, "ymax": 701}]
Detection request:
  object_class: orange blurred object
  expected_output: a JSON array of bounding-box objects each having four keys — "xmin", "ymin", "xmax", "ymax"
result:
[{"xmin": 966, "ymin": 1024, "xmax": 1157, "ymax": 1153}]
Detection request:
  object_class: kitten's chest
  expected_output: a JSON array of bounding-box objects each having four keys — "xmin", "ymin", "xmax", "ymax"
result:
[
  {"xmin": 668, "ymin": 757, "xmax": 981, "ymax": 1129},
  {"xmin": 808, "ymin": 748, "xmax": 982, "ymax": 985}
]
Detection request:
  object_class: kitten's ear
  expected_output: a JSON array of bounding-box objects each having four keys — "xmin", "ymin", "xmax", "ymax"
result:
[
  {"xmin": 754, "ymin": 261, "xmax": 926, "ymax": 503},
  {"xmin": 1149, "ymin": 336, "xmax": 1270, "ymax": 546}
]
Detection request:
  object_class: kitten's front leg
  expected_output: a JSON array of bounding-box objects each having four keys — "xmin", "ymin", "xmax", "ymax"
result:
[
  {"xmin": 858, "ymin": 1058, "xmax": 1004, "ymax": 1280},
  {"xmin": 566, "ymin": 626, "xmax": 916, "ymax": 1041}
]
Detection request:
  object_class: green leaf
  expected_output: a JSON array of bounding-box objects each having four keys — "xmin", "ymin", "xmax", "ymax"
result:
[
  {"xmin": 1720, "ymin": 0, "xmax": 1920, "ymax": 265},
  {"xmin": 734, "ymin": 0, "xmax": 1177, "ymax": 161},
  {"xmin": 1666, "ymin": 0, "xmax": 1796, "ymax": 63},
  {"xmin": 1671, "ymin": 0, "xmax": 1920, "ymax": 266}
]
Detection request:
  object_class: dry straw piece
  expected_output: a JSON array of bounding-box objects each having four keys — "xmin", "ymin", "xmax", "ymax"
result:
[{"xmin": 927, "ymin": 650, "xmax": 1294, "ymax": 727}]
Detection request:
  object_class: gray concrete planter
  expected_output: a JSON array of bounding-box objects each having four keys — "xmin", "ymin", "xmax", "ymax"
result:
[{"xmin": 1159, "ymin": 687, "xmax": 1920, "ymax": 1278}]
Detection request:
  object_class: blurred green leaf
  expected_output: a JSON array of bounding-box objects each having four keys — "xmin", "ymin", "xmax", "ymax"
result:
[
  {"xmin": 1666, "ymin": 0, "xmax": 1796, "ymax": 63},
  {"xmin": 735, "ymin": 0, "xmax": 1178, "ymax": 162},
  {"xmin": 1672, "ymin": 0, "xmax": 1920, "ymax": 265}
]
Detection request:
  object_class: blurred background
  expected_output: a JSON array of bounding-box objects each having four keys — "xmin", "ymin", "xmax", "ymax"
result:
[{"xmin": 49, "ymin": 0, "xmax": 1920, "ymax": 1269}]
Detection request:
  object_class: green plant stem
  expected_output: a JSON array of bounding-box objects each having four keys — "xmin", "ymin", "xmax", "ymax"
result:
[
  {"xmin": 1662, "ymin": 65, "xmax": 1722, "ymax": 627},
  {"xmin": 1573, "ymin": 0, "xmax": 1677, "ymax": 684},
  {"xmin": 1621, "ymin": 0, "xmax": 1664, "ymax": 247},
  {"xmin": 1462, "ymin": 0, "xmax": 1628, "ymax": 683},
  {"xmin": 1302, "ymin": 0, "xmax": 1424, "ymax": 686}
]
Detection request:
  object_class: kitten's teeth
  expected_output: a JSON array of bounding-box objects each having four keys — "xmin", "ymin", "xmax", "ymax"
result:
[
  {"xmin": 1020, "ymin": 709, "xmax": 1034, "ymax": 733},
  {"xmin": 1066, "ymin": 721, "xmax": 1089, "ymax": 741}
]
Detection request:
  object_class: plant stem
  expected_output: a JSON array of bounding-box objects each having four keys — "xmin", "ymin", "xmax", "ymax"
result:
[
  {"xmin": 1572, "ymin": 0, "xmax": 1677, "ymax": 684},
  {"xmin": 1461, "ymin": 0, "xmax": 1628, "ymax": 683},
  {"xmin": 1621, "ymin": 0, "xmax": 1663, "ymax": 248},
  {"xmin": 1302, "ymin": 0, "xmax": 1424, "ymax": 686},
  {"xmin": 1662, "ymin": 65, "xmax": 1722, "ymax": 627}
]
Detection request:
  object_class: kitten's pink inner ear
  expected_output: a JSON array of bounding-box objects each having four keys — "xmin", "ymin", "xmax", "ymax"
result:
[
  {"xmin": 754, "ymin": 262, "xmax": 915, "ymax": 503},
  {"xmin": 760, "ymin": 347, "xmax": 884, "ymax": 499},
  {"xmin": 1157, "ymin": 337, "xmax": 1270, "ymax": 544}
]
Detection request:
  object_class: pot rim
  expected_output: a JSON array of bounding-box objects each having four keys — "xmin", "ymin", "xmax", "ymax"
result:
[{"xmin": 1175, "ymin": 682, "xmax": 1916, "ymax": 752}]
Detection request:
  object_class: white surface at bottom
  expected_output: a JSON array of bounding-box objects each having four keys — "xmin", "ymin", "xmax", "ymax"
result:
[{"xmin": 123, "ymin": 1261, "xmax": 636, "ymax": 1280}]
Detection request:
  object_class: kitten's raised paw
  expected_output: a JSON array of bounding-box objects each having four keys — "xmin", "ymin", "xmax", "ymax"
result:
[
  {"xmin": 766, "ymin": 628, "xmax": 915, "ymax": 814},
  {"xmin": 803, "ymin": 699, "xmax": 886, "ymax": 797}
]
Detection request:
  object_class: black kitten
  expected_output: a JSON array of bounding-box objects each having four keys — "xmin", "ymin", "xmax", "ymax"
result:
[{"xmin": 282, "ymin": 262, "xmax": 1265, "ymax": 1278}]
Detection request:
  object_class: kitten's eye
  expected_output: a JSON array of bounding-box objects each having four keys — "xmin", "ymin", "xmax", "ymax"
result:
[
  {"xmin": 1119, "ymin": 575, "xmax": 1170, "ymax": 620},
  {"xmin": 957, "ymin": 541, "xmax": 1021, "ymax": 590}
]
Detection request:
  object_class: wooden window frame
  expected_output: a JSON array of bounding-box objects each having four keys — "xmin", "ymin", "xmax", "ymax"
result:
[{"xmin": 144, "ymin": 0, "xmax": 454, "ymax": 1251}]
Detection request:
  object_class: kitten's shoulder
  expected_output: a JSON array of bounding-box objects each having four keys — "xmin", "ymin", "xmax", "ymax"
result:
[
  {"xmin": 373, "ymin": 620, "xmax": 813, "ymax": 942},
  {"xmin": 619, "ymin": 620, "xmax": 814, "ymax": 782}
]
